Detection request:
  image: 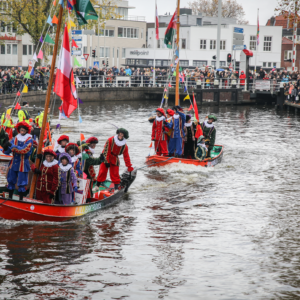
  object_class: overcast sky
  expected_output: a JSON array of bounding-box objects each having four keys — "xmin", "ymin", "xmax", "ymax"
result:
[{"xmin": 128, "ymin": 0, "xmax": 279, "ymax": 26}]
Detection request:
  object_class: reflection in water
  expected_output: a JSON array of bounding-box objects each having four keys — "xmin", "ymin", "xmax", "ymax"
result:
[{"xmin": 0, "ymin": 102, "xmax": 299, "ymax": 299}]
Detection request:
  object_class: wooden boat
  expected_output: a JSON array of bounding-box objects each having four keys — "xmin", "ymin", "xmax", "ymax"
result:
[
  {"xmin": 0, "ymin": 170, "xmax": 136, "ymax": 222},
  {"xmin": 146, "ymin": 145, "xmax": 223, "ymax": 167}
]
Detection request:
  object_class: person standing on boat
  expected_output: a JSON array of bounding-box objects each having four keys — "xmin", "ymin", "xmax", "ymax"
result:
[
  {"xmin": 164, "ymin": 106, "xmax": 186, "ymax": 158},
  {"xmin": 65, "ymin": 143, "xmax": 82, "ymax": 177},
  {"xmin": 55, "ymin": 135, "xmax": 69, "ymax": 156},
  {"xmin": 93, "ymin": 128, "xmax": 134, "ymax": 192},
  {"xmin": 151, "ymin": 108, "xmax": 168, "ymax": 157},
  {"xmin": 165, "ymin": 109, "xmax": 174, "ymax": 144},
  {"xmin": 184, "ymin": 115, "xmax": 195, "ymax": 159},
  {"xmin": 17, "ymin": 102, "xmax": 31, "ymax": 124},
  {"xmin": 31, "ymin": 149, "xmax": 59, "ymax": 204},
  {"xmin": 4, "ymin": 121, "xmax": 33, "ymax": 200},
  {"xmin": 200, "ymin": 115, "xmax": 217, "ymax": 158}
]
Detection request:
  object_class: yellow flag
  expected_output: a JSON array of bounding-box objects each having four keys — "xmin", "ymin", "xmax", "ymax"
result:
[
  {"xmin": 22, "ymin": 85, "xmax": 28, "ymax": 93},
  {"xmin": 183, "ymin": 95, "xmax": 190, "ymax": 101},
  {"xmin": 67, "ymin": 20, "xmax": 76, "ymax": 31},
  {"xmin": 6, "ymin": 108, "xmax": 12, "ymax": 116},
  {"xmin": 164, "ymin": 94, "xmax": 168, "ymax": 99}
]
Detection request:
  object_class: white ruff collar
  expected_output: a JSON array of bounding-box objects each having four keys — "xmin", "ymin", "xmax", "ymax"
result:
[
  {"xmin": 43, "ymin": 159, "xmax": 58, "ymax": 168},
  {"xmin": 197, "ymin": 143, "xmax": 208, "ymax": 150},
  {"xmin": 56, "ymin": 145, "xmax": 65, "ymax": 153},
  {"xmin": 16, "ymin": 133, "xmax": 32, "ymax": 142},
  {"xmin": 70, "ymin": 155, "xmax": 78, "ymax": 163},
  {"xmin": 76, "ymin": 153, "xmax": 82, "ymax": 159},
  {"xmin": 204, "ymin": 120, "xmax": 214, "ymax": 128},
  {"xmin": 185, "ymin": 122, "xmax": 192, "ymax": 127},
  {"xmin": 173, "ymin": 114, "xmax": 180, "ymax": 119},
  {"xmin": 114, "ymin": 135, "xmax": 126, "ymax": 147},
  {"xmin": 167, "ymin": 117, "xmax": 172, "ymax": 121},
  {"xmin": 88, "ymin": 147, "xmax": 95, "ymax": 154},
  {"xmin": 156, "ymin": 115, "xmax": 165, "ymax": 122},
  {"xmin": 59, "ymin": 163, "xmax": 72, "ymax": 171}
]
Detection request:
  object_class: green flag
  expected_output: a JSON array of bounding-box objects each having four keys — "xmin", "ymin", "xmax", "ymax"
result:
[
  {"xmin": 179, "ymin": 67, "xmax": 182, "ymax": 72},
  {"xmin": 45, "ymin": 33, "xmax": 55, "ymax": 44},
  {"xmin": 74, "ymin": 57, "xmax": 81, "ymax": 67},
  {"xmin": 74, "ymin": 0, "xmax": 98, "ymax": 26},
  {"xmin": 164, "ymin": 11, "xmax": 177, "ymax": 49},
  {"xmin": 173, "ymin": 71, "xmax": 176, "ymax": 76},
  {"xmin": 24, "ymin": 71, "xmax": 31, "ymax": 79}
]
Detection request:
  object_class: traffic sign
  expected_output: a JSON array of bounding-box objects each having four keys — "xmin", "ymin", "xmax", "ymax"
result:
[
  {"xmin": 73, "ymin": 37, "xmax": 82, "ymax": 42},
  {"xmin": 72, "ymin": 30, "xmax": 82, "ymax": 35},
  {"xmin": 232, "ymin": 45, "xmax": 247, "ymax": 50},
  {"xmin": 93, "ymin": 61, "xmax": 100, "ymax": 69},
  {"xmin": 83, "ymin": 54, "xmax": 89, "ymax": 61},
  {"xmin": 234, "ymin": 27, "xmax": 244, "ymax": 34},
  {"xmin": 72, "ymin": 50, "xmax": 82, "ymax": 56}
]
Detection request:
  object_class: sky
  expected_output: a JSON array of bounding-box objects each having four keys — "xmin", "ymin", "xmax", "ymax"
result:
[{"xmin": 128, "ymin": 0, "xmax": 279, "ymax": 26}]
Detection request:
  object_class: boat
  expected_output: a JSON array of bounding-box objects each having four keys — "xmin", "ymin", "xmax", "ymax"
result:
[
  {"xmin": 146, "ymin": 145, "xmax": 223, "ymax": 167},
  {"xmin": 0, "ymin": 170, "xmax": 136, "ymax": 222}
]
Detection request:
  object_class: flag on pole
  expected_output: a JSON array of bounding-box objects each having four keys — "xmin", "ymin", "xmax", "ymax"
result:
[
  {"xmin": 164, "ymin": 10, "xmax": 177, "ymax": 49},
  {"xmin": 79, "ymin": 115, "xmax": 82, "ymax": 123},
  {"xmin": 47, "ymin": 15, "xmax": 53, "ymax": 26},
  {"xmin": 193, "ymin": 93, "xmax": 203, "ymax": 139},
  {"xmin": 52, "ymin": 15, "xmax": 59, "ymax": 24},
  {"xmin": 72, "ymin": 39, "xmax": 79, "ymax": 48},
  {"xmin": 80, "ymin": 133, "xmax": 85, "ymax": 141},
  {"xmin": 183, "ymin": 95, "xmax": 190, "ymax": 101},
  {"xmin": 188, "ymin": 104, "xmax": 193, "ymax": 111},
  {"xmin": 24, "ymin": 71, "xmax": 32, "ymax": 79},
  {"xmin": 33, "ymin": 53, "xmax": 38, "ymax": 62},
  {"xmin": 22, "ymin": 85, "xmax": 28, "ymax": 93},
  {"xmin": 155, "ymin": 4, "xmax": 159, "ymax": 40},
  {"xmin": 74, "ymin": 0, "xmax": 99, "ymax": 26},
  {"xmin": 54, "ymin": 24, "xmax": 78, "ymax": 118},
  {"xmin": 14, "ymin": 102, "xmax": 21, "ymax": 109},
  {"xmin": 30, "ymin": 68, "xmax": 35, "ymax": 76},
  {"xmin": 37, "ymin": 50, "xmax": 43, "ymax": 59},
  {"xmin": 257, "ymin": 10, "xmax": 259, "ymax": 45},
  {"xmin": 149, "ymin": 142, "xmax": 153, "ymax": 148},
  {"xmin": 74, "ymin": 57, "xmax": 81, "ymax": 67},
  {"xmin": 45, "ymin": 34, "xmax": 55, "ymax": 44}
]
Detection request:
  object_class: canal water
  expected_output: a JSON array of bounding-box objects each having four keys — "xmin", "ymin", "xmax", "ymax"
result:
[{"xmin": 0, "ymin": 101, "xmax": 299, "ymax": 300}]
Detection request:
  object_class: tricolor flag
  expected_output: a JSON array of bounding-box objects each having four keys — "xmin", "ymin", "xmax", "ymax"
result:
[
  {"xmin": 54, "ymin": 24, "xmax": 78, "ymax": 118},
  {"xmin": 164, "ymin": 10, "xmax": 177, "ymax": 49},
  {"xmin": 257, "ymin": 9, "xmax": 259, "ymax": 45},
  {"xmin": 155, "ymin": 4, "xmax": 159, "ymax": 40},
  {"xmin": 74, "ymin": 0, "xmax": 98, "ymax": 26}
]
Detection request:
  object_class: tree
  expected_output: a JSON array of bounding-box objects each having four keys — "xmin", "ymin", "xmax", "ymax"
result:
[
  {"xmin": 275, "ymin": 0, "xmax": 300, "ymax": 28},
  {"xmin": 188, "ymin": 0, "xmax": 249, "ymax": 24}
]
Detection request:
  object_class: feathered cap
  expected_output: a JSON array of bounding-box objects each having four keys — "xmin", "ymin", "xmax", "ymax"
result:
[
  {"xmin": 15, "ymin": 121, "xmax": 31, "ymax": 133},
  {"xmin": 166, "ymin": 109, "xmax": 174, "ymax": 116},
  {"xmin": 156, "ymin": 108, "xmax": 166, "ymax": 117},
  {"xmin": 59, "ymin": 152, "xmax": 72, "ymax": 164},
  {"xmin": 57, "ymin": 135, "xmax": 69, "ymax": 144},
  {"xmin": 65, "ymin": 143, "xmax": 80, "ymax": 155},
  {"xmin": 208, "ymin": 114, "xmax": 217, "ymax": 122},
  {"xmin": 86, "ymin": 137, "xmax": 98, "ymax": 144},
  {"xmin": 43, "ymin": 149, "xmax": 57, "ymax": 158},
  {"xmin": 116, "ymin": 128, "xmax": 129, "ymax": 139}
]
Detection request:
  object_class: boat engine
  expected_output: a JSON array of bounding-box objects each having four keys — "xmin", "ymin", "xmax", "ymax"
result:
[{"xmin": 120, "ymin": 168, "xmax": 137, "ymax": 192}]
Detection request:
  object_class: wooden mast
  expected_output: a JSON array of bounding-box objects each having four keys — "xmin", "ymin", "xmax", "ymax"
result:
[
  {"xmin": 29, "ymin": 4, "xmax": 64, "ymax": 198},
  {"xmin": 175, "ymin": 0, "xmax": 180, "ymax": 106}
]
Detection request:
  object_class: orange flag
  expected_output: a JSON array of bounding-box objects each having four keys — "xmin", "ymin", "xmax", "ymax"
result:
[
  {"xmin": 188, "ymin": 104, "xmax": 193, "ymax": 111},
  {"xmin": 149, "ymin": 142, "xmax": 152, "ymax": 148},
  {"xmin": 53, "ymin": 0, "xmax": 56, "ymax": 5},
  {"xmin": 80, "ymin": 133, "xmax": 85, "ymax": 141},
  {"xmin": 14, "ymin": 102, "xmax": 21, "ymax": 109},
  {"xmin": 52, "ymin": 15, "xmax": 59, "ymax": 24}
]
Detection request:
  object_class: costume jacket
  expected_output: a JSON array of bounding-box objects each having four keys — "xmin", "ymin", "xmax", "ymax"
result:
[
  {"xmin": 82, "ymin": 149, "xmax": 103, "ymax": 180},
  {"xmin": 31, "ymin": 159, "xmax": 60, "ymax": 195},
  {"xmin": 166, "ymin": 112, "xmax": 186, "ymax": 138},
  {"xmin": 5, "ymin": 133, "xmax": 33, "ymax": 172},
  {"xmin": 103, "ymin": 135, "xmax": 133, "ymax": 171},
  {"xmin": 64, "ymin": 154, "xmax": 82, "ymax": 177},
  {"xmin": 151, "ymin": 116, "xmax": 168, "ymax": 141},
  {"xmin": 200, "ymin": 120, "xmax": 216, "ymax": 150},
  {"xmin": 55, "ymin": 145, "xmax": 66, "ymax": 156},
  {"xmin": 59, "ymin": 164, "xmax": 77, "ymax": 195}
]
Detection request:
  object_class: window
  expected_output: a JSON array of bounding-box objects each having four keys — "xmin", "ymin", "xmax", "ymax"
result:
[
  {"xmin": 126, "ymin": 59, "xmax": 135, "ymax": 64},
  {"xmin": 118, "ymin": 27, "xmax": 139, "ymax": 38},
  {"xmin": 179, "ymin": 60, "xmax": 189, "ymax": 66},
  {"xmin": 263, "ymin": 36, "xmax": 272, "ymax": 51},
  {"xmin": 220, "ymin": 61, "xmax": 226, "ymax": 67},
  {"xmin": 268, "ymin": 62, "xmax": 271, "ymax": 67},
  {"xmin": 6, "ymin": 24, "xmax": 12, "ymax": 32},
  {"xmin": 250, "ymin": 35, "xmax": 256, "ymax": 51},
  {"xmin": 99, "ymin": 47, "xmax": 104, "ymax": 57},
  {"xmin": 193, "ymin": 60, "xmax": 207, "ymax": 67},
  {"xmin": 181, "ymin": 38, "xmax": 186, "ymax": 49},
  {"xmin": 157, "ymin": 39, "xmax": 160, "ymax": 48},
  {"xmin": 83, "ymin": 46, "xmax": 87, "ymax": 54},
  {"xmin": 210, "ymin": 40, "xmax": 216, "ymax": 50},
  {"xmin": 0, "ymin": 23, "xmax": 5, "ymax": 32},
  {"xmin": 284, "ymin": 50, "xmax": 292, "ymax": 60},
  {"xmin": 263, "ymin": 62, "xmax": 266, "ymax": 67},
  {"xmin": 122, "ymin": 48, "xmax": 125, "ymax": 58},
  {"xmin": 7, "ymin": 44, "xmax": 11, "ymax": 54},
  {"xmin": 148, "ymin": 60, "xmax": 153, "ymax": 66},
  {"xmin": 23, "ymin": 45, "xmax": 27, "ymax": 55},
  {"xmin": 12, "ymin": 24, "xmax": 17, "ymax": 33},
  {"xmin": 200, "ymin": 39, "xmax": 206, "ymax": 50},
  {"xmin": 28, "ymin": 45, "xmax": 32, "ymax": 55},
  {"xmin": 220, "ymin": 40, "xmax": 226, "ymax": 50},
  {"xmin": 1, "ymin": 45, "xmax": 5, "ymax": 54},
  {"xmin": 118, "ymin": 27, "xmax": 123, "ymax": 37},
  {"xmin": 105, "ymin": 47, "xmax": 110, "ymax": 57},
  {"xmin": 162, "ymin": 60, "xmax": 169, "ymax": 66},
  {"xmin": 155, "ymin": 60, "xmax": 161, "ymax": 66},
  {"xmin": 211, "ymin": 61, "xmax": 216, "ymax": 67},
  {"xmin": 273, "ymin": 62, "xmax": 277, "ymax": 67},
  {"xmin": 12, "ymin": 44, "xmax": 17, "ymax": 55}
]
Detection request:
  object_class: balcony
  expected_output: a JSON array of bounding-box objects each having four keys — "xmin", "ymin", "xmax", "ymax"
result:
[{"xmin": 115, "ymin": 15, "xmax": 146, "ymax": 22}]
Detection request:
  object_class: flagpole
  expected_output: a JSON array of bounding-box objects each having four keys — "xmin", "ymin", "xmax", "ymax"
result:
[
  {"xmin": 254, "ymin": 8, "xmax": 258, "ymax": 77},
  {"xmin": 29, "ymin": 3, "xmax": 64, "ymax": 199},
  {"xmin": 153, "ymin": 0, "xmax": 156, "ymax": 88},
  {"xmin": 175, "ymin": 0, "xmax": 180, "ymax": 106}
]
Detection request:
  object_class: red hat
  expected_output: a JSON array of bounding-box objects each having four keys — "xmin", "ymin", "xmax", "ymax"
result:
[
  {"xmin": 86, "ymin": 137, "xmax": 98, "ymax": 144},
  {"xmin": 167, "ymin": 109, "xmax": 175, "ymax": 116},
  {"xmin": 43, "ymin": 149, "xmax": 57, "ymax": 158},
  {"xmin": 241, "ymin": 71, "xmax": 244, "ymax": 74},
  {"xmin": 65, "ymin": 143, "xmax": 80, "ymax": 155},
  {"xmin": 57, "ymin": 135, "xmax": 69, "ymax": 144},
  {"xmin": 156, "ymin": 108, "xmax": 166, "ymax": 117},
  {"xmin": 15, "ymin": 121, "xmax": 31, "ymax": 133}
]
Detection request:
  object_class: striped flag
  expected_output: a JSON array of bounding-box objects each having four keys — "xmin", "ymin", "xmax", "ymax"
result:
[
  {"xmin": 257, "ymin": 10, "xmax": 259, "ymax": 45},
  {"xmin": 155, "ymin": 4, "xmax": 159, "ymax": 40}
]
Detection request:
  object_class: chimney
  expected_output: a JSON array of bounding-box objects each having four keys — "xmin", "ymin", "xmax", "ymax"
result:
[{"xmin": 270, "ymin": 16, "xmax": 275, "ymax": 26}]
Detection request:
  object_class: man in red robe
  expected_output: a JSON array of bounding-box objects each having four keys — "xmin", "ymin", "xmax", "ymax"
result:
[{"xmin": 151, "ymin": 108, "xmax": 168, "ymax": 156}]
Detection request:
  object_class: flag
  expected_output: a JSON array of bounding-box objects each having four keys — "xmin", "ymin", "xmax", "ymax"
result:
[
  {"xmin": 164, "ymin": 94, "xmax": 168, "ymax": 99},
  {"xmin": 164, "ymin": 88, "xmax": 167, "ymax": 92},
  {"xmin": 54, "ymin": 24, "xmax": 78, "ymax": 117},
  {"xmin": 257, "ymin": 9, "xmax": 259, "ymax": 45},
  {"xmin": 67, "ymin": 0, "xmax": 73, "ymax": 10},
  {"xmin": 45, "ymin": 33, "xmax": 55, "ymax": 44},
  {"xmin": 72, "ymin": 39, "xmax": 79, "ymax": 48},
  {"xmin": 39, "ymin": 35, "xmax": 43, "ymax": 43},
  {"xmin": 22, "ymin": 85, "xmax": 28, "ymax": 93},
  {"xmin": 56, "ymin": 124, "xmax": 61, "ymax": 129},
  {"xmin": 14, "ymin": 102, "xmax": 21, "ymax": 109},
  {"xmin": 183, "ymin": 95, "xmax": 190, "ymax": 101},
  {"xmin": 79, "ymin": 115, "xmax": 82, "ymax": 123},
  {"xmin": 164, "ymin": 10, "xmax": 177, "ymax": 49},
  {"xmin": 37, "ymin": 50, "xmax": 43, "ymax": 59},
  {"xmin": 68, "ymin": 20, "xmax": 76, "ymax": 31},
  {"xmin": 184, "ymin": 85, "xmax": 187, "ymax": 93},
  {"xmin": 59, "ymin": 0, "xmax": 64, "ymax": 7},
  {"xmin": 74, "ymin": 57, "xmax": 81, "ymax": 67},
  {"xmin": 33, "ymin": 53, "xmax": 38, "ymax": 61},
  {"xmin": 53, "ymin": 0, "xmax": 56, "ymax": 5},
  {"xmin": 59, "ymin": 110, "xmax": 67, "ymax": 119},
  {"xmin": 30, "ymin": 68, "xmax": 35, "ymax": 76},
  {"xmin": 52, "ymin": 15, "xmax": 59, "ymax": 24},
  {"xmin": 76, "ymin": 77, "xmax": 81, "ymax": 84},
  {"xmin": 155, "ymin": 4, "xmax": 159, "ymax": 40},
  {"xmin": 24, "ymin": 71, "xmax": 31, "ymax": 79},
  {"xmin": 188, "ymin": 104, "xmax": 193, "ymax": 111},
  {"xmin": 80, "ymin": 133, "xmax": 85, "ymax": 141},
  {"xmin": 193, "ymin": 93, "xmax": 203, "ymax": 139},
  {"xmin": 74, "ymin": 0, "xmax": 99, "ymax": 26},
  {"xmin": 149, "ymin": 142, "xmax": 153, "ymax": 148},
  {"xmin": 47, "ymin": 15, "xmax": 53, "ymax": 26},
  {"xmin": 78, "ymin": 97, "xmax": 83, "ymax": 104},
  {"xmin": 168, "ymin": 82, "xmax": 171, "ymax": 87}
]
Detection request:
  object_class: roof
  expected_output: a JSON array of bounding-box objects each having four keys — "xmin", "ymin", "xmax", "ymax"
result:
[
  {"xmin": 282, "ymin": 36, "xmax": 293, "ymax": 44},
  {"xmin": 266, "ymin": 13, "xmax": 300, "ymax": 28}
]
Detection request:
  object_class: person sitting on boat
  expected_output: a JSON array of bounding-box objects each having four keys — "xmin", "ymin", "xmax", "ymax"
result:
[
  {"xmin": 184, "ymin": 115, "xmax": 195, "ymax": 159},
  {"xmin": 18, "ymin": 102, "xmax": 31, "ymax": 124},
  {"xmin": 151, "ymin": 108, "xmax": 168, "ymax": 157},
  {"xmin": 1, "ymin": 110, "xmax": 14, "ymax": 140},
  {"xmin": 55, "ymin": 135, "xmax": 69, "ymax": 156},
  {"xmin": 200, "ymin": 114, "xmax": 217, "ymax": 158},
  {"xmin": 65, "ymin": 143, "xmax": 82, "ymax": 177},
  {"xmin": 165, "ymin": 109, "xmax": 174, "ymax": 143},
  {"xmin": 59, "ymin": 152, "xmax": 78, "ymax": 205},
  {"xmin": 164, "ymin": 106, "xmax": 185, "ymax": 158},
  {"xmin": 4, "ymin": 121, "xmax": 33, "ymax": 200},
  {"xmin": 195, "ymin": 135, "xmax": 208, "ymax": 161},
  {"xmin": 31, "ymin": 149, "xmax": 59, "ymax": 204},
  {"xmin": 93, "ymin": 128, "xmax": 134, "ymax": 192}
]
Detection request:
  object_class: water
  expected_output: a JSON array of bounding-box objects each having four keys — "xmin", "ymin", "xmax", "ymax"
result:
[{"xmin": 0, "ymin": 101, "xmax": 299, "ymax": 299}]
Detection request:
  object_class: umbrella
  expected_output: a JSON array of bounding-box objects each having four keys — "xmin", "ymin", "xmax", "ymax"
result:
[{"xmin": 217, "ymin": 68, "xmax": 225, "ymax": 71}]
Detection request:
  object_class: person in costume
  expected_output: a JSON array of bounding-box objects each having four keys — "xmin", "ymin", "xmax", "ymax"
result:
[
  {"xmin": 31, "ymin": 149, "xmax": 59, "ymax": 204},
  {"xmin": 94, "ymin": 128, "xmax": 134, "ymax": 192},
  {"xmin": 65, "ymin": 143, "xmax": 82, "ymax": 177},
  {"xmin": 59, "ymin": 152, "xmax": 78, "ymax": 205},
  {"xmin": 165, "ymin": 109, "xmax": 174, "ymax": 143},
  {"xmin": 195, "ymin": 135, "xmax": 208, "ymax": 161},
  {"xmin": 165, "ymin": 106, "xmax": 186, "ymax": 158},
  {"xmin": 200, "ymin": 114, "xmax": 217, "ymax": 158},
  {"xmin": 1, "ymin": 110, "xmax": 14, "ymax": 140},
  {"xmin": 55, "ymin": 135, "xmax": 69, "ymax": 156},
  {"xmin": 184, "ymin": 115, "xmax": 195, "ymax": 159},
  {"xmin": 151, "ymin": 108, "xmax": 168, "ymax": 156},
  {"xmin": 29, "ymin": 140, "xmax": 38, "ymax": 163},
  {"xmin": 4, "ymin": 121, "xmax": 33, "ymax": 200},
  {"xmin": 18, "ymin": 102, "xmax": 31, "ymax": 124}
]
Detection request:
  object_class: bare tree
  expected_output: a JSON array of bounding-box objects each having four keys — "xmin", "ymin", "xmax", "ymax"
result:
[
  {"xmin": 275, "ymin": 0, "xmax": 300, "ymax": 27},
  {"xmin": 188, "ymin": 0, "xmax": 249, "ymax": 24}
]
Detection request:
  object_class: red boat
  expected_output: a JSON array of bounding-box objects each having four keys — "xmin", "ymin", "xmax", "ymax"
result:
[
  {"xmin": 0, "ymin": 171, "xmax": 136, "ymax": 222},
  {"xmin": 146, "ymin": 145, "xmax": 224, "ymax": 167}
]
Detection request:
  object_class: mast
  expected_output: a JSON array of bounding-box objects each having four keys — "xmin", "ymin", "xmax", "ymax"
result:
[
  {"xmin": 29, "ymin": 3, "xmax": 64, "ymax": 198},
  {"xmin": 175, "ymin": 0, "xmax": 180, "ymax": 106}
]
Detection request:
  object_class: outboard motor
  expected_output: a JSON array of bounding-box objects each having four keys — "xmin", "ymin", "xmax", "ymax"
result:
[{"xmin": 120, "ymin": 168, "xmax": 137, "ymax": 192}]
